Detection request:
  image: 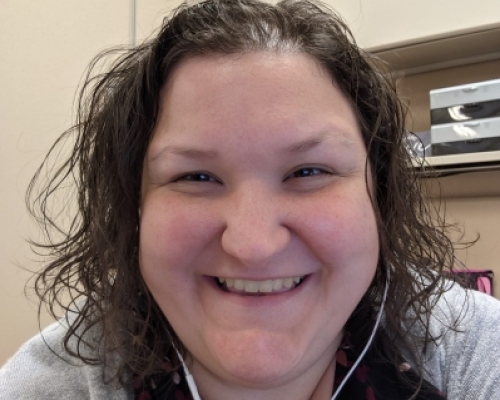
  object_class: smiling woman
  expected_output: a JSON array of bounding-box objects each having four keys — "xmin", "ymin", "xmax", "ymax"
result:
[
  {"xmin": 1, "ymin": 0, "xmax": 500, "ymax": 399},
  {"xmin": 139, "ymin": 52, "xmax": 379, "ymax": 398}
]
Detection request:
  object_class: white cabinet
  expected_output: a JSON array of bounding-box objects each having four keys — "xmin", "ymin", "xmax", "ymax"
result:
[{"xmin": 325, "ymin": 0, "xmax": 500, "ymax": 49}]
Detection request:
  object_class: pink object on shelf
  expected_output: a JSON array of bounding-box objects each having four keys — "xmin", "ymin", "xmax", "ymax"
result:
[{"xmin": 451, "ymin": 269, "xmax": 494, "ymax": 296}]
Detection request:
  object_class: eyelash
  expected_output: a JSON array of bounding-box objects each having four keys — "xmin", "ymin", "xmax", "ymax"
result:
[
  {"xmin": 174, "ymin": 172, "xmax": 219, "ymax": 183},
  {"xmin": 173, "ymin": 167, "xmax": 330, "ymax": 183},
  {"xmin": 289, "ymin": 167, "xmax": 329, "ymax": 179}
]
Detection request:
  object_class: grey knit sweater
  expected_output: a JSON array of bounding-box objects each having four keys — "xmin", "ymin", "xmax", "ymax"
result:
[{"xmin": 1, "ymin": 283, "xmax": 500, "ymax": 399}]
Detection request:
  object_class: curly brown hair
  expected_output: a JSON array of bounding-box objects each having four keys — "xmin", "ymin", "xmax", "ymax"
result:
[{"xmin": 28, "ymin": 0, "xmax": 459, "ymax": 391}]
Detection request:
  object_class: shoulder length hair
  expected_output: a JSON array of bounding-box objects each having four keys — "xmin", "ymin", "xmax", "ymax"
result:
[{"xmin": 28, "ymin": 0, "xmax": 458, "ymax": 388}]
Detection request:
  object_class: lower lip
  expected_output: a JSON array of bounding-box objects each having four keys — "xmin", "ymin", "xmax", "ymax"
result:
[{"xmin": 204, "ymin": 274, "xmax": 312, "ymax": 307}]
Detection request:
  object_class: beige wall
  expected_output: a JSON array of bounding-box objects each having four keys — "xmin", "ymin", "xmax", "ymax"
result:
[
  {"xmin": 0, "ymin": 0, "xmax": 129, "ymax": 366},
  {"xmin": 443, "ymin": 196, "xmax": 500, "ymax": 281},
  {"xmin": 2, "ymin": 0, "xmax": 500, "ymax": 367},
  {"xmin": 428, "ymin": 175, "xmax": 500, "ymax": 293},
  {"xmin": 323, "ymin": 0, "xmax": 500, "ymax": 49}
]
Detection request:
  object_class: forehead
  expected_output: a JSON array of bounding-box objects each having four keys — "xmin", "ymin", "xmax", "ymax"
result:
[
  {"xmin": 162, "ymin": 52, "xmax": 337, "ymax": 110},
  {"xmin": 148, "ymin": 51, "xmax": 364, "ymax": 159}
]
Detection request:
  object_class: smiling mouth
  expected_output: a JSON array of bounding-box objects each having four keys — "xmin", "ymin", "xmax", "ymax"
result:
[{"xmin": 215, "ymin": 276, "xmax": 305, "ymax": 295}]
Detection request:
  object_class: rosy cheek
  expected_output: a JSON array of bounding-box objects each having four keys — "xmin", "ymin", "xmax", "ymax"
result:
[
  {"xmin": 302, "ymin": 194, "xmax": 377, "ymax": 259},
  {"xmin": 140, "ymin": 196, "xmax": 218, "ymax": 273}
]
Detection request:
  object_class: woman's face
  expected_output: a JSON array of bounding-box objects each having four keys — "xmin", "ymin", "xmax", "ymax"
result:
[{"xmin": 140, "ymin": 52, "xmax": 379, "ymax": 390}]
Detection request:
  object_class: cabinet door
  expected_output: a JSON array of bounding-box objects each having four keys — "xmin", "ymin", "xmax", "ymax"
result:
[{"xmin": 323, "ymin": 0, "xmax": 500, "ymax": 49}]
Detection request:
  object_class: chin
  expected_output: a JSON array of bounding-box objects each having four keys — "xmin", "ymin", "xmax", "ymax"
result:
[{"xmin": 208, "ymin": 329, "xmax": 305, "ymax": 387}]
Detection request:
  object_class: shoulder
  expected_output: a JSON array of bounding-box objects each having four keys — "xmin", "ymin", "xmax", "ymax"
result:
[
  {"xmin": 423, "ymin": 282, "xmax": 500, "ymax": 399},
  {"xmin": 0, "ymin": 320, "xmax": 131, "ymax": 400}
]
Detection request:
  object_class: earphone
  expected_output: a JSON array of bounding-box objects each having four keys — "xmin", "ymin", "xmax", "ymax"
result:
[
  {"xmin": 175, "ymin": 273, "xmax": 390, "ymax": 400},
  {"xmin": 176, "ymin": 349, "xmax": 203, "ymax": 400},
  {"xmin": 330, "ymin": 272, "xmax": 389, "ymax": 400},
  {"xmin": 168, "ymin": 338, "xmax": 203, "ymax": 400}
]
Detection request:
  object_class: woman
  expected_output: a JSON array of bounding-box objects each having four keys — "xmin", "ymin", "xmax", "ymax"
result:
[{"xmin": 1, "ymin": 0, "xmax": 499, "ymax": 399}]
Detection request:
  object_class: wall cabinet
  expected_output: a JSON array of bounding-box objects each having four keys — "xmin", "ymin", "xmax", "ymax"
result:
[{"xmin": 366, "ymin": 22, "xmax": 500, "ymax": 297}]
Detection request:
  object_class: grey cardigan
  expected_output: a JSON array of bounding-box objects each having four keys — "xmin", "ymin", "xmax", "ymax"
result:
[{"xmin": 1, "ymin": 282, "xmax": 500, "ymax": 399}]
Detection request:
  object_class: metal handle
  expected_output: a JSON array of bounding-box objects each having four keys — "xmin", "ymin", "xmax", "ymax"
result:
[{"xmin": 463, "ymin": 122, "xmax": 480, "ymax": 128}]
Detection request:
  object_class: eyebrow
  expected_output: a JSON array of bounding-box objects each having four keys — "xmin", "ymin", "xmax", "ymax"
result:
[
  {"xmin": 149, "ymin": 131, "xmax": 355, "ymax": 162},
  {"xmin": 149, "ymin": 145, "xmax": 219, "ymax": 162},
  {"xmin": 282, "ymin": 132, "xmax": 355, "ymax": 154}
]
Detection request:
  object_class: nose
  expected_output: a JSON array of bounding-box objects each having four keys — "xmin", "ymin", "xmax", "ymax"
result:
[{"xmin": 220, "ymin": 183, "xmax": 291, "ymax": 268}]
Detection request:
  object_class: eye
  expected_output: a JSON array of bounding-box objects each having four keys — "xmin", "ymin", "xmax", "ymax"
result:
[
  {"xmin": 173, "ymin": 172, "xmax": 219, "ymax": 183},
  {"xmin": 284, "ymin": 166, "xmax": 335, "ymax": 191},
  {"xmin": 289, "ymin": 167, "xmax": 330, "ymax": 179}
]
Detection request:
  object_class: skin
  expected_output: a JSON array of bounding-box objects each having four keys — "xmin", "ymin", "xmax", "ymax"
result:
[{"xmin": 139, "ymin": 51, "xmax": 379, "ymax": 400}]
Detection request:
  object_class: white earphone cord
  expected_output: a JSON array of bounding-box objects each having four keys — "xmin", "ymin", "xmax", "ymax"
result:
[
  {"xmin": 175, "ymin": 275, "xmax": 390, "ymax": 400},
  {"xmin": 173, "ymin": 346, "xmax": 203, "ymax": 400},
  {"xmin": 330, "ymin": 274, "xmax": 389, "ymax": 400}
]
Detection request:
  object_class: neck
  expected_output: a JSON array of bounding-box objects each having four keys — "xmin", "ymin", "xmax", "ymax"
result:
[{"xmin": 310, "ymin": 358, "xmax": 335, "ymax": 400}]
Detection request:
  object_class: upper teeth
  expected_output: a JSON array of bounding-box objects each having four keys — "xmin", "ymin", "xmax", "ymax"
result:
[{"xmin": 217, "ymin": 276, "xmax": 303, "ymax": 294}]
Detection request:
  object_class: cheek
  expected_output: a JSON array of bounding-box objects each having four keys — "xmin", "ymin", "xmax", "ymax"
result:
[
  {"xmin": 309, "ymin": 193, "xmax": 379, "ymax": 318},
  {"xmin": 138, "ymin": 194, "xmax": 218, "ymax": 285},
  {"xmin": 292, "ymin": 189, "xmax": 379, "ymax": 305},
  {"xmin": 299, "ymin": 190, "xmax": 379, "ymax": 263}
]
